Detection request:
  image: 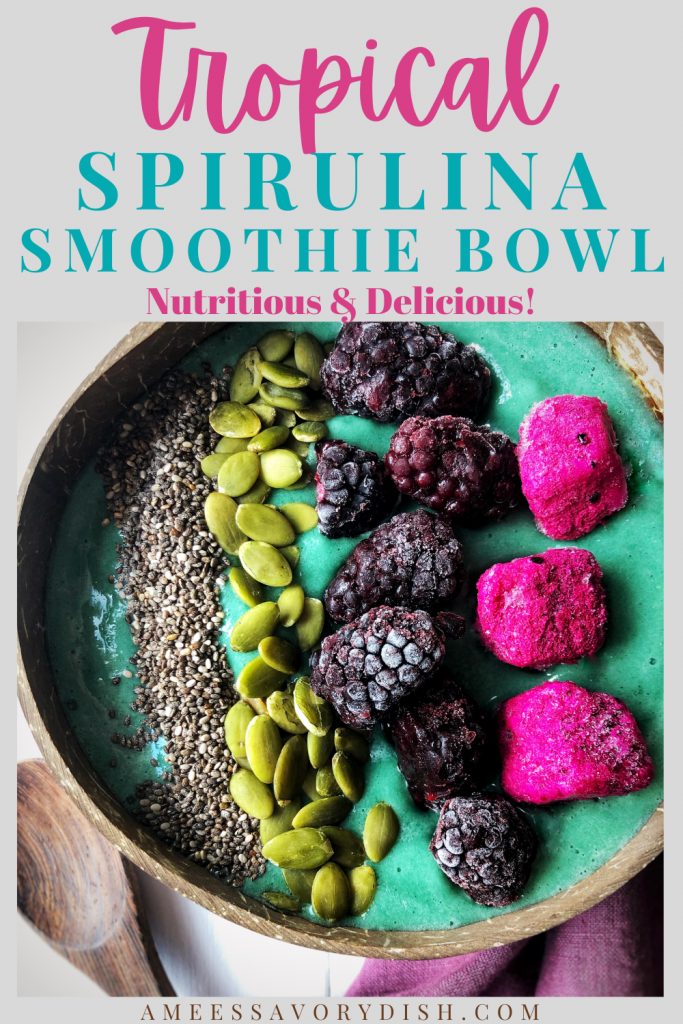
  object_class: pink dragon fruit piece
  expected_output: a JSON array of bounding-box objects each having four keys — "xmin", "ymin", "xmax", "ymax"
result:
[
  {"xmin": 517, "ymin": 395, "xmax": 628, "ymax": 540},
  {"xmin": 498, "ymin": 680, "xmax": 654, "ymax": 804},
  {"xmin": 476, "ymin": 547, "xmax": 607, "ymax": 670}
]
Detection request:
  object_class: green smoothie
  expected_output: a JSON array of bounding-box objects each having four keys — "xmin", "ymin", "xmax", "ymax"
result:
[{"xmin": 46, "ymin": 321, "xmax": 663, "ymax": 931}]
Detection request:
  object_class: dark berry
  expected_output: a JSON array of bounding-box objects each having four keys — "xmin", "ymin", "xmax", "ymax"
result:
[
  {"xmin": 320, "ymin": 322, "xmax": 491, "ymax": 424},
  {"xmin": 314, "ymin": 440, "xmax": 395, "ymax": 538},
  {"xmin": 386, "ymin": 415, "xmax": 521, "ymax": 525},
  {"xmin": 310, "ymin": 606, "xmax": 449, "ymax": 731},
  {"xmin": 324, "ymin": 509, "xmax": 464, "ymax": 623},
  {"xmin": 430, "ymin": 795, "xmax": 537, "ymax": 907},
  {"xmin": 386, "ymin": 675, "xmax": 492, "ymax": 809}
]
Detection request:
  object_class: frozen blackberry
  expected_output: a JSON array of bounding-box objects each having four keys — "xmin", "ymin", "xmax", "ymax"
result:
[
  {"xmin": 325, "ymin": 510, "xmax": 464, "ymax": 623},
  {"xmin": 430, "ymin": 795, "xmax": 537, "ymax": 907},
  {"xmin": 315, "ymin": 440, "xmax": 395, "ymax": 538},
  {"xmin": 310, "ymin": 606, "xmax": 455, "ymax": 731},
  {"xmin": 387, "ymin": 675, "xmax": 492, "ymax": 809},
  {"xmin": 320, "ymin": 322, "xmax": 491, "ymax": 424},
  {"xmin": 386, "ymin": 416, "xmax": 521, "ymax": 525}
]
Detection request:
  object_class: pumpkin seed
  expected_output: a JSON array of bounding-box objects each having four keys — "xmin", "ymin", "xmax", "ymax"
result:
[
  {"xmin": 288, "ymin": 439, "xmax": 311, "ymax": 460},
  {"xmin": 363, "ymin": 802, "xmax": 399, "ymax": 862},
  {"xmin": 229, "ymin": 769, "xmax": 275, "ymax": 819},
  {"xmin": 283, "ymin": 868, "xmax": 317, "ymax": 903},
  {"xmin": 266, "ymin": 689, "xmax": 307, "ymax": 734},
  {"xmin": 245, "ymin": 714, "xmax": 282, "ymax": 784},
  {"xmin": 284, "ymin": 468, "xmax": 312, "ymax": 490},
  {"xmin": 277, "ymin": 584, "xmax": 305, "ymax": 627},
  {"xmin": 294, "ymin": 333, "xmax": 324, "ymax": 390},
  {"xmin": 259, "ymin": 381, "xmax": 309, "ymax": 411},
  {"xmin": 295, "ymin": 599, "xmax": 325, "ymax": 652},
  {"xmin": 230, "ymin": 348, "xmax": 262, "ymax": 404},
  {"xmin": 295, "ymin": 398, "xmax": 335, "ymax": 421},
  {"xmin": 247, "ymin": 425, "xmax": 291, "ymax": 453},
  {"xmin": 259, "ymin": 448, "xmax": 303, "ymax": 488},
  {"xmin": 334, "ymin": 727, "xmax": 370, "ymax": 764},
  {"xmin": 210, "ymin": 401, "xmax": 262, "ymax": 438},
  {"xmin": 239, "ymin": 541, "xmax": 293, "ymax": 587},
  {"xmin": 302, "ymin": 767, "xmax": 320, "ymax": 802},
  {"xmin": 261, "ymin": 828, "xmax": 333, "ymax": 870},
  {"xmin": 201, "ymin": 452, "xmax": 229, "ymax": 478},
  {"xmin": 257, "ymin": 329, "xmax": 295, "ymax": 362},
  {"xmin": 273, "ymin": 734, "xmax": 309, "ymax": 803},
  {"xmin": 307, "ymin": 730, "xmax": 335, "ymax": 770},
  {"xmin": 216, "ymin": 436, "xmax": 249, "ymax": 454},
  {"xmin": 230, "ymin": 601, "xmax": 280, "ymax": 652},
  {"xmin": 315, "ymin": 764, "xmax": 342, "ymax": 797},
  {"xmin": 276, "ymin": 409, "xmax": 297, "ymax": 428},
  {"xmin": 259, "ymin": 361, "xmax": 310, "ymax": 389},
  {"xmin": 292, "ymin": 796, "xmax": 352, "ymax": 829},
  {"xmin": 332, "ymin": 751, "xmax": 365, "ymax": 803},
  {"xmin": 320, "ymin": 827, "xmax": 366, "ymax": 869},
  {"xmin": 229, "ymin": 567, "xmax": 264, "ymax": 607},
  {"xmin": 217, "ymin": 450, "xmax": 261, "ymax": 497},
  {"xmin": 224, "ymin": 701, "xmax": 256, "ymax": 761},
  {"xmin": 280, "ymin": 545, "xmax": 300, "ymax": 569},
  {"xmin": 247, "ymin": 401, "xmax": 278, "ymax": 427},
  {"xmin": 259, "ymin": 636, "xmax": 299, "ymax": 674},
  {"xmin": 280, "ymin": 503, "xmax": 318, "ymax": 534},
  {"xmin": 292, "ymin": 421, "xmax": 328, "ymax": 443},
  {"xmin": 294, "ymin": 677, "xmax": 333, "ymax": 736},
  {"xmin": 236, "ymin": 656, "xmax": 287, "ymax": 699},
  {"xmin": 236, "ymin": 479, "xmax": 272, "ymax": 505},
  {"xmin": 243, "ymin": 696, "xmax": 268, "ymax": 715},
  {"xmin": 259, "ymin": 798, "xmax": 301, "ymax": 844},
  {"xmin": 262, "ymin": 891, "xmax": 300, "ymax": 913},
  {"xmin": 348, "ymin": 865, "xmax": 377, "ymax": 915},
  {"xmin": 282, "ymin": 355, "xmax": 299, "ymax": 368},
  {"xmin": 311, "ymin": 862, "xmax": 350, "ymax": 921},
  {"xmin": 204, "ymin": 492, "xmax": 246, "ymax": 555},
  {"xmin": 235, "ymin": 504, "xmax": 295, "ymax": 547}
]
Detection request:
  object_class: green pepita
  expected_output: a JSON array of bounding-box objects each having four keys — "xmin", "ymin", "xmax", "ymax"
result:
[
  {"xmin": 292, "ymin": 796, "xmax": 352, "ymax": 829},
  {"xmin": 247, "ymin": 401, "xmax": 278, "ymax": 427},
  {"xmin": 236, "ymin": 479, "xmax": 272, "ymax": 505},
  {"xmin": 275, "ymin": 409, "xmax": 297, "ymax": 428},
  {"xmin": 259, "ymin": 361, "xmax": 310, "ymax": 389},
  {"xmin": 284, "ymin": 468, "xmax": 312, "ymax": 490},
  {"xmin": 295, "ymin": 599, "xmax": 325, "ymax": 652},
  {"xmin": 229, "ymin": 769, "xmax": 275, "ymax": 819},
  {"xmin": 257, "ymin": 329, "xmax": 295, "ymax": 363},
  {"xmin": 288, "ymin": 438, "xmax": 311, "ymax": 460},
  {"xmin": 229, "ymin": 566, "xmax": 264, "ymax": 607},
  {"xmin": 259, "ymin": 636, "xmax": 299, "ymax": 674},
  {"xmin": 235, "ymin": 504, "xmax": 295, "ymax": 546},
  {"xmin": 363, "ymin": 802, "xmax": 400, "ymax": 862},
  {"xmin": 236, "ymin": 656, "xmax": 288, "ymax": 699},
  {"xmin": 311, "ymin": 862, "xmax": 351, "ymax": 922},
  {"xmin": 216, "ymin": 436, "xmax": 249, "ymax": 454},
  {"xmin": 261, "ymin": 828, "xmax": 333, "ymax": 870},
  {"xmin": 247, "ymin": 425, "xmax": 291, "ymax": 453},
  {"xmin": 280, "ymin": 545, "xmax": 301, "ymax": 569},
  {"xmin": 245, "ymin": 714, "xmax": 283, "ymax": 784},
  {"xmin": 230, "ymin": 348, "xmax": 262, "ymax": 404},
  {"xmin": 204, "ymin": 492, "xmax": 246, "ymax": 555},
  {"xmin": 280, "ymin": 503, "xmax": 318, "ymax": 534},
  {"xmin": 230, "ymin": 601, "xmax": 280, "ymax": 652},
  {"xmin": 200, "ymin": 452, "xmax": 229, "ymax": 478},
  {"xmin": 293, "ymin": 677, "xmax": 333, "ymax": 736},
  {"xmin": 262, "ymin": 891, "xmax": 300, "ymax": 913},
  {"xmin": 315, "ymin": 764, "xmax": 342, "ymax": 798},
  {"xmin": 302, "ymin": 767, "xmax": 320, "ymax": 802},
  {"xmin": 307, "ymin": 730, "xmax": 335, "ymax": 770},
  {"xmin": 292, "ymin": 421, "xmax": 328, "ymax": 443},
  {"xmin": 243, "ymin": 696, "xmax": 268, "ymax": 716},
  {"xmin": 239, "ymin": 541, "xmax": 293, "ymax": 587},
  {"xmin": 277, "ymin": 584, "xmax": 305, "ymax": 627},
  {"xmin": 259, "ymin": 448, "xmax": 303, "ymax": 488},
  {"xmin": 266, "ymin": 688, "xmax": 307, "ymax": 734},
  {"xmin": 217, "ymin": 450, "xmax": 261, "ymax": 497},
  {"xmin": 295, "ymin": 398, "xmax": 335, "ymax": 421},
  {"xmin": 273, "ymin": 734, "xmax": 309, "ymax": 804},
  {"xmin": 332, "ymin": 751, "xmax": 365, "ymax": 803},
  {"xmin": 294, "ymin": 333, "xmax": 324, "ymax": 390},
  {"xmin": 259, "ymin": 798, "xmax": 301, "ymax": 844},
  {"xmin": 224, "ymin": 701, "xmax": 256, "ymax": 761},
  {"xmin": 282, "ymin": 868, "xmax": 317, "ymax": 903},
  {"xmin": 210, "ymin": 401, "xmax": 262, "ymax": 438},
  {"xmin": 348, "ymin": 865, "xmax": 377, "ymax": 915},
  {"xmin": 320, "ymin": 827, "xmax": 366, "ymax": 869},
  {"xmin": 334, "ymin": 727, "xmax": 370, "ymax": 764},
  {"xmin": 259, "ymin": 381, "xmax": 309, "ymax": 411}
]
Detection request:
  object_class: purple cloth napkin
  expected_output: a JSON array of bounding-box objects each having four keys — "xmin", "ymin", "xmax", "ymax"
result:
[{"xmin": 347, "ymin": 856, "xmax": 662, "ymax": 997}]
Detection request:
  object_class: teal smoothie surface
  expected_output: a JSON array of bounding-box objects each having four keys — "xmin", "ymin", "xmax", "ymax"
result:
[{"xmin": 46, "ymin": 321, "xmax": 663, "ymax": 932}]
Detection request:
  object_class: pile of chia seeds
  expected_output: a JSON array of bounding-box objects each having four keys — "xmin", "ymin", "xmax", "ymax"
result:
[{"xmin": 97, "ymin": 365, "xmax": 265, "ymax": 884}]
